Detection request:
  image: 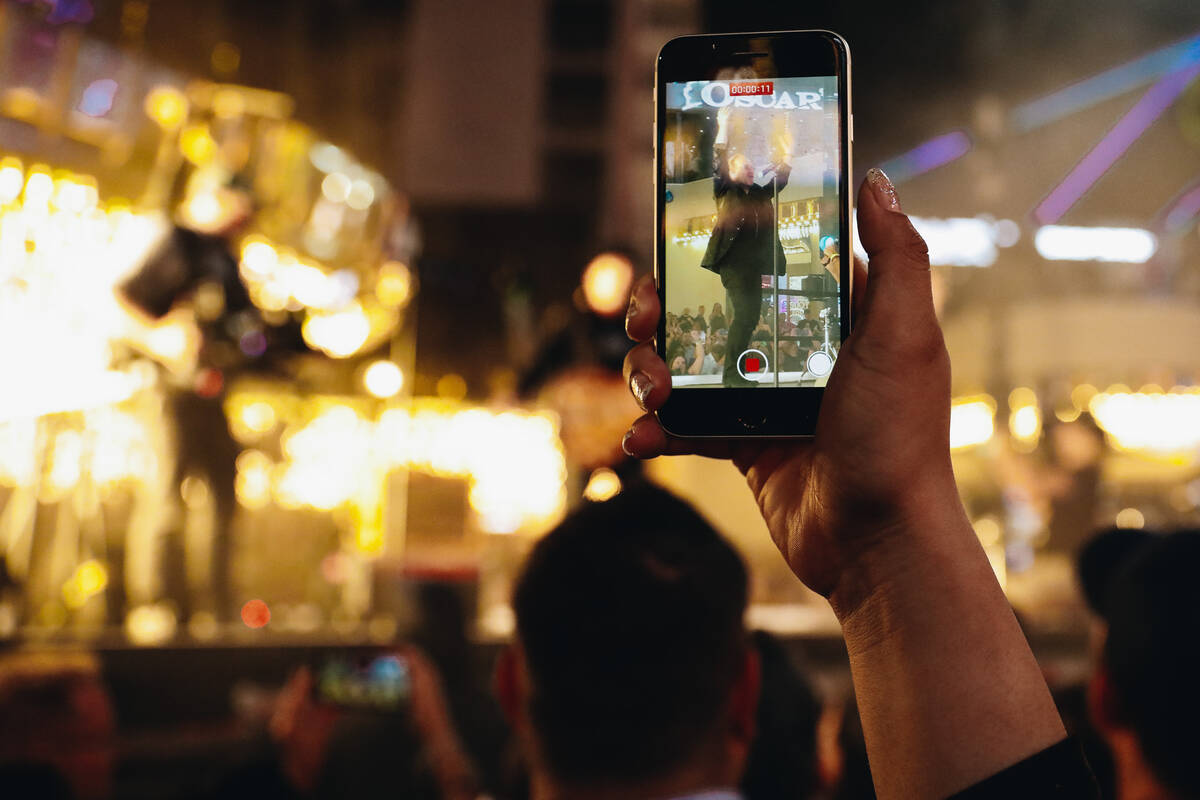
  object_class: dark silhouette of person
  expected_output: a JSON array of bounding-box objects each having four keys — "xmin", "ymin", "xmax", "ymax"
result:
[
  {"xmin": 496, "ymin": 483, "xmax": 758, "ymax": 798},
  {"xmin": 1080, "ymin": 528, "xmax": 1200, "ymax": 800},
  {"xmin": 701, "ymin": 107, "xmax": 791, "ymax": 387}
]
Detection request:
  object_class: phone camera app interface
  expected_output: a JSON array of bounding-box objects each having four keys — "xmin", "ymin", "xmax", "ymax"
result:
[{"xmin": 664, "ymin": 71, "xmax": 842, "ymax": 389}]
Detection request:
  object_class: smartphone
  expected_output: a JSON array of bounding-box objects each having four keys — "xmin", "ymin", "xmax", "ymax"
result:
[
  {"xmin": 655, "ymin": 31, "xmax": 852, "ymax": 437},
  {"xmin": 313, "ymin": 651, "xmax": 411, "ymax": 712}
]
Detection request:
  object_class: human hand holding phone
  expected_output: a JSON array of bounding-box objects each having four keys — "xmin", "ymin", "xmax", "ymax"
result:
[
  {"xmin": 627, "ymin": 168, "xmax": 954, "ymax": 607},
  {"xmin": 625, "ymin": 168, "xmax": 1068, "ymax": 798}
]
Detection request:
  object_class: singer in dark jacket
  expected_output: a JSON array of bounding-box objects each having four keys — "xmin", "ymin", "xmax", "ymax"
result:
[{"xmin": 700, "ymin": 109, "xmax": 791, "ymax": 387}]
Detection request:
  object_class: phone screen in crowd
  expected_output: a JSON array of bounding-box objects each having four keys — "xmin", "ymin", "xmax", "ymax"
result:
[
  {"xmin": 315, "ymin": 653, "xmax": 411, "ymax": 712},
  {"xmin": 662, "ymin": 75, "xmax": 843, "ymax": 389}
]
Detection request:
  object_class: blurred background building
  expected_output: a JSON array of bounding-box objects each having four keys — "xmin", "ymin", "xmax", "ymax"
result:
[{"xmin": 0, "ymin": 0, "xmax": 1199, "ymax": 734}]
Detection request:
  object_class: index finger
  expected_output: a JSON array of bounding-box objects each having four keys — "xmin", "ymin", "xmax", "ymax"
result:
[{"xmin": 625, "ymin": 274, "xmax": 660, "ymax": 343}]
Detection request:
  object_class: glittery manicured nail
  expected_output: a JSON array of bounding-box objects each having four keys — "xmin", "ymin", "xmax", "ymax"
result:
[
  {"xmin": 867, "ymin": 167, "xmax": 901, "ymax": 212},
  {"xmin": 621, "ymin": 429, "xmax": 635, "ymax": 456},
  {"xmin": 630, "ymin": 371, "xmax": 653, "ymax": 407}
]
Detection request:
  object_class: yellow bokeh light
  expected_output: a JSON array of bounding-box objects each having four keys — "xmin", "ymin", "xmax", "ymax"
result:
[
  {"xmin": 241, "ymin": 401, "xmax": 277, "ymax": 435},
  {"xmin": 1010, "ymin": 405, "xmax": 1041, "ymax": 441},
  {"xmin": 437, "ymin": 374, "xmax": 468, "ymax": 400},
  {"xmin": 182, "ymin": 191, "xmax": 222, "ymax": 228},
  {"xmin": 1115, "ymin": 507, "xmax": 1145, "ymax": 530},
  {"xmin": 581, "ymin": 252, "xmax": 634, "ymax": 317},
  {"xmin": 126, "ymin": 604, "xmax": 177, "ymax": 646},
  {"xmin": 63, "ymin": 560, "xmax": 109, "ymax": 609},
  {"xmin": 301, "ymin": 303, "xmax": 370, "ymax": 358},
  {"xmin": 1071, "ymin": 383, "xmax": 1098, "ymax": 410},
  {"xmin": 24, "ymin": 170, "xmax": 53, "ymax": 207},
  {"xmin": 1089, "ymin": 389, "xmax": 1200, "ymax": 454},
  {"xmin": 363, "ymin": 360, "xmax": 404, "ymax": 398},
  {"xmin": 235, "ymin": 449, "xmax": 274, "ymax": 510},
  {"xmin": 180, "ymin": 124, "xmax": 217, "ymax": 165},
  {"xmin": 973, "ymin": 517, "xmax": 1002, "ymax": 547},
  {"xmin": 241, "ymin": 239, "xmax": 278, "ymax": 277},
  {"xmin": 346, "ymin": 179, "xmax": 375, "ymax": 210},
  {"xmin": 950, "ymin": 396, "xmax": 995, "ymax": 451},
  {"xmin": 583, "ymin": 467, "xmax": 622, "ymax": 502},
  {"xmin": 321, "ymin": 172, "xmax": 352, "ymax": 203},
  {"xmin": 354, "ymin": 522, "xmax": 385, "ymax": 555},
  {"xmin": 0, "ymin": 160, "xmax": 23, "ymax": 203},
  {"xmin": 1008, "ymin": 386, "xmax": 1037, "ymax": 409},
  {"xmin": 376, "ymin": 261, "xmax": 412, "ymax": 308},
  {"xmin": 144, "ymin": 85, "xmax": 188, "ymax": 129}
]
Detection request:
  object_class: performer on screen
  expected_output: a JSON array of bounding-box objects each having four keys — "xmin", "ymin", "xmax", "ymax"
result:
[{"xmin": 700, "ymin": 105, "xmax": 792, "ymax": 387}]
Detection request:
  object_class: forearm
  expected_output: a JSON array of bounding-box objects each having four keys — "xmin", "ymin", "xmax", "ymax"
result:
[{"xmin": 830, "ymin": 491, "xmax": 1065, "ymax": 800}]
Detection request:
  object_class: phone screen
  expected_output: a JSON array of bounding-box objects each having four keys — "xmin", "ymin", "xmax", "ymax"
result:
[
  {"xmin": 315, "ymin": 653, "xmax": 411, "ymax": 712},
  {"xmin": 662, "ymin": 73, "xmax": 844, "ymax": 390}
]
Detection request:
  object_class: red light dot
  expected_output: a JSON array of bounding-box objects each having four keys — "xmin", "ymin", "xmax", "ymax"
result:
[
  {"xmin": 195, "ymin": 368, "xmax": 224, "ymax": 398},
  {"xmin": 241, "ymin": 599, "xmax": 270, "ymax": 628}
]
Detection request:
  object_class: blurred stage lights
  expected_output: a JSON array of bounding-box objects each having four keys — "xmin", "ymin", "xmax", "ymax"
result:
[
  {"xmin": 228, "ymin": 394, "xmax": 567, "ymax": 535},
  {"xmin": 581, "ymin": 252, "xmax": 634, "ymax": 316},
  {"xmin": 851, "ymin": 214, "xmax": 1018, "ymax": 267},
  {"xmin": 848, "ymin": 217, "xmax": 1161, "ymax": 266},
  {"xmin": 583, "ymin": 467, "xmax": 622, "ymax": 502},
  {"xmin": 144, "ymin": 85, "xmax": 187, "ymax": 129},
  {"xmin": 1034, "ymin": 225, "xmax": 1157, "ymax": 263},
  {"xmin": 364, "ymin": 361, "xmax": 404, "ymax": 398},
  {"xmin": 1089, "ymin": 388, "xmax": 1200, "ymax": 454},
  {"xmin": 950, "ymin": 396, "xmax": 996, "ymax": 451},
  {"xmin": 301, "ymin": 303, "xmax": 371, "ymax": 358}
]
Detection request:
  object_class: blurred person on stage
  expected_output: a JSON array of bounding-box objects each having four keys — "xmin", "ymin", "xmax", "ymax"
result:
[
  {"xmin": 623, "ymin": 168, "xmax": 1099, "ymax": 797},
  {"xmin": 0, "ymin": 650, "xmax": 115, "ymax": 800},
  {"xmin": 1079, "ymin": 529, "xmax": 1200, "ymax": 800},
  {"xmin": 700, "ymin": 106, "xmax": 792, "ymax": 388}
]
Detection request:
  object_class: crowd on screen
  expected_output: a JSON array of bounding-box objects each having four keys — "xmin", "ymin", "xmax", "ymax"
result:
[{"xmin": 666, "ymin": 301, "xmax": 828, "ymax": 377}]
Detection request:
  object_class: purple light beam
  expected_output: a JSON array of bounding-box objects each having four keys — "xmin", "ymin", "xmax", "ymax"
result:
[
  {"xmin": 1034, "ymin": 53, "xmax": 1200, "ymax": 225},
  {"xmin": 1162, "ymin": 179, "xmax": 1200, "ymax": 232}
]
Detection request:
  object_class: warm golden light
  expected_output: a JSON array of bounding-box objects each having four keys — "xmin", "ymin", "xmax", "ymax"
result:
[
  {"xmin": 241, "ymin": 238, "xmax": 278, "ymax": 277},
  {"xmin": 302, "ymin": 303, "xmax": 371, "ymax": 358},
  {"xmin": 240, "ymin": 401, "xmax": 277, "ymax": 435},
  {"xmin": 235, "ymin": 449, "xmax": 274, "ymax": 510},
  {"xmin": 1115, "ymin": 507, "xmax": 1145, "ymax": 530},
  {"xmin": 364, "ymin": 360, "xmax": 404, "ymax": 398},
  {"xmin": 973, "ymin": 517, "xmax": 1002, "ymax": 547},
  {"xmin": 1089, "ymin": 389, "xmax": 1200, "ymax": 455},
  {"xmin": 950, "ymin": 396, "xmax": 996, "ymax": 451},
  {"xmin": 1010, "ymin": 406, "xmax": 1041, "ymax": 444},
  {"xmin": 126, "ymin": 604, "xmax": 178, "ymax": 646},
  {"xmin": 180, "ymin": 124, "xmax": 217, "ymax": 165},
  {"xmin": 581, "ymin": 252, "xmax": 634, "ymax": 317},
  {"xmin": 144, "ymin": 85, "xmax": 188, "ymax": 129},
  {"xmin": 0, "ymin": 159, "xmax": 23, "ymax": 203},
  {"xmin": 583, "ymin": 467, "xmax": 622, "ymax": 502},
  {"xmin": 376, "ymin": 261, "xmax": 412, "ymax": 308},
  {"xmin": 321, "ymin": 172, "xmax": 352, "ymax": 203},
  {"xmin": 436, "ymin": 374, "xmax": 468, "ymax": 400},
  {"xmin": 62, "ymin": 560, "xmax": 108, "ymax": 609}
]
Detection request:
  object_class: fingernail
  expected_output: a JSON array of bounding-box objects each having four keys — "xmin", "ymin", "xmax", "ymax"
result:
[
  {"xmin": 627, "ymin": 290, "xmax": 640, "ymax": 320},
  {"xmin": 867, "ymin": 167, "xmax": 901, "ymax": 212},
  {"xmin": 630, "ymin": 371, "xmax": 653, "ymax": 408},
  {"xmin": 621, "ymin": 429, "xmax": 635, "ymax": 456}
]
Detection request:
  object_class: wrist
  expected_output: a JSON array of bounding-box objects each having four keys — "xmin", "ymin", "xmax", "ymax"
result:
[{"xmin": 826, "ymin": 478, "xmax": 975, "ymax": 626}]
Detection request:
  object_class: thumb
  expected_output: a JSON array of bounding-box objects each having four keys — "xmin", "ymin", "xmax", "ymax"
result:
[{"xmin": 853, "ymin": 168, "xmax": 940, "ymax": 349}]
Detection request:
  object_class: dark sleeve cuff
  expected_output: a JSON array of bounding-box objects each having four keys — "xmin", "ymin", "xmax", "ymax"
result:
[{"xmin": 947, "ymin": 737, "xmax": 1100, "ymax": 800}]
